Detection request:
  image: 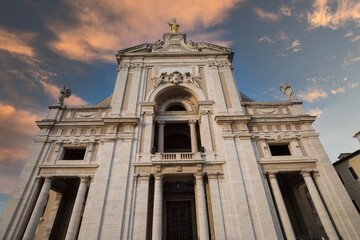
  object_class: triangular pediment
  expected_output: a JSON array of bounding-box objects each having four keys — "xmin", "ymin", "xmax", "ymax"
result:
[{"xmin": 116, "ymin": 33, "xmax": 232, "ymax": 57}]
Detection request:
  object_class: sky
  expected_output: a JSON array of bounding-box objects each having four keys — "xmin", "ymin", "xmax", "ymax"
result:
[{"xmin": 0, "ymin": 0, "xmax": 359, "ymax": 214}]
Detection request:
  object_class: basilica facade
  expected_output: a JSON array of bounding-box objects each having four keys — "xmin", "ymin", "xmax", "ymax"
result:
[{"xmin": 1, "ymin": 29, "xmax": 359, "ymax": 240}]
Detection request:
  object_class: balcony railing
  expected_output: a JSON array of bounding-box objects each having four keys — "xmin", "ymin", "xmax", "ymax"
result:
[{"xmin": 151, "ymin": 152, "xmax": 202, "ymax": 161}]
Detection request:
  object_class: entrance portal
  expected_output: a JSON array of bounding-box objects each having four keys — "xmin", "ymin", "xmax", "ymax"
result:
[
  {"xmin": 163, "ymin": 181, "xmax": 197, "ymax": 240},
  {"xmin": 166, "ymin": 201, "xmax": 193, "ymax": 240}
]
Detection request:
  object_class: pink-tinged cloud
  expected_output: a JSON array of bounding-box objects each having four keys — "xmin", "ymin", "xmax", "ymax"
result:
[
  {"xmin": 0, "ymin": 149, "xmax": 29, "ymax": 163},
  {"xmin": 47, "ymin": 0, "xmax": 245, "ymax": 63},
  {"xmin": 254, "ymin": 7, "xmax": 281, "ymax": 21},
  {"xmin": 297, "ymin": 89, "xmax": 328, "ymax": 103},
  {"xmin": 307, "ymin": 0, "xmax": 360, "ymax": 30},
  {"xmin": 0, "ymin": 167, "xmax": 23, "ymax": 194},
  {"xmin": 0, "ymin": 102, "xmax": 40, "ymax": 135},
  {"xmin": 331, "ymin": 87, "xmax": 346, "ymax": 95},
  {"xmin": 0, "ymin": 27, "xmax": 36, "ymax": 57},
  {"xmin": 39, "ymin": 80, "xmax": 88, "ymax": 105},
  {"xmin": 344, "ymin": 31, "xmax": 354, "ymax": 37},
  {"xmin": 343, "ymin": 51, "xmax": 360, "ymax": 66},
  {"xmin": 258, "ymin": 30, "xmax": 288, "ymax": 44},
  {"xmin": 348, "ymin": 83, "xmax": 358, "ymax": 88},
  {"xmin": 280, "ymin": 6, "xmax": 291, "ymax": 16},
  {"xmin": 286, "ymin": 40, "xmax": 302, "ymax": 52},
  {"xmin": 190, "ymin": 31, "xmax": 233, "ymax": 47},
  {"xmin": 307, "ymin": 107, "xmax": 323, "ymax": 116},
  {"xmin": 351, "ymin": 35, "xmax": 360, "ymax": 42}
]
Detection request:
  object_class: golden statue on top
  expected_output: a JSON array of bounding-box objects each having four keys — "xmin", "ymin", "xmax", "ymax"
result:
[{"xmin": 168, "ymin": 19, "xmax": 180, "ymax": 33}]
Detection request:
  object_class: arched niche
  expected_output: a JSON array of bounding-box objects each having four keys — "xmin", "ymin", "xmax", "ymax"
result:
[
  {"xmin": 146, "ymin": 82, "xmax": 207, "ymax": 103},
  {"xmin": 154, "ymin": 86, "xmax": 199, "ymax": 113}
]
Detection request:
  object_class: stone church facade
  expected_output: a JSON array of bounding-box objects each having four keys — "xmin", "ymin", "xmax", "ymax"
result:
[{"xmin": 1, "ymin": 31, "xmax": 359, "ymax": 240}]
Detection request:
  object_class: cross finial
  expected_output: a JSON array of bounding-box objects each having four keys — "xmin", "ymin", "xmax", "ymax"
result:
[{"xmin": 168, "ymin": 19, "xmax": 180, "ymax": 33}]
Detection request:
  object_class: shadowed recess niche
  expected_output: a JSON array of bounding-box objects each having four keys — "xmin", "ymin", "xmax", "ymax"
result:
[{"xmin": 155, "ymin": 87, "xmax": 198, "ymax": 113}]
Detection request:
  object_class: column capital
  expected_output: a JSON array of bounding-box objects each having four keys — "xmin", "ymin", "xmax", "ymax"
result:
[
  {"xmin": 194, "ymin": 172, "xmax": 205, "ymax": 179},
  {"xmin": 154, "ymin": 173, "xmax": 164, "ymax": 180},
  {"xmin": 157, "ymin": 120, "xmax": 165, "ymax": 125},
  {"xmin": 313, "ymin": 170, "xmax": 320, "ymax": 178},
  {"xmin": 301, "ymin": 170, "xmax": 311, "ymax": 177},
  {"xmin": 188, "ymin": 119, "xmax": 197, "ymax": 125},
  {"xmin": 267, "ymin": 171, "xmax": 278, "ymax": 178},
  {"xmin": 207, "ymin": 173, "xmax": 219, "ymax": 179},
  {"xmin": 43, "ymin": 176, "xmax": 53, "ymax": 182},
  {"xmin": 80, "ymin": 176, "xmax": 90, "ymax": 182}
]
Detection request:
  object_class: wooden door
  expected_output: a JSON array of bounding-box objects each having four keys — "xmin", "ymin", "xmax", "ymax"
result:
[{"xmin": 166, "ymin": 201, "xmax": 193, "ymax": 240}]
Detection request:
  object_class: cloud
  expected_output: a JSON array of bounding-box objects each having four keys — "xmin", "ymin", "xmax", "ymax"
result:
[
  {"xmin": 343, "ymin": 51, "xmax": 360, "ymax": 66},
  {"xmin": 258, "ymin": 30, "xmax": 288, "ymax": 43},
  {"xmin": 307, "ymin": 107, "xmax": 323, "ymax": 116},
  {"xmin": 348, "ymin": 83, "xmax": 358, "ymax": 88},
  {"xmin": 0, "ymin": 101, "xmax": 40, "ymax": 136},
  {"xmin": 307, "ymin": 0, "xmax": 360, "ymax": 30},
  {"xmin": 0, "ymin": 27, "xmax": 36, "ymax": 57},
  {"xmin": 297, "ymin": 89, "xmax": 328, "ymax": 103},
  {"xmin": 254, "ymin": 7, "xmax": 281, "ymax": 21},
  {"xmin": 190, "ymin": 30, "xmax": 232, "ymax": 47},
  {"xmin": 0, "ymin": 149, "xmax": 29, "ymax": 163},
  {"xmin": 258, "ymin": 36, "xmax": 273, "ymax": 43},
  {"xmin": 286, "ymin": 40, "xmax": 302, "ymax": 52},
  {"xmin": 344, "ymin": 31, "xmax": 353, "ymax": 37},
  {"xmin": 47, "ymin": 0, "xmax": 245, "ymax": 63},
  {"xmin": 331, "ymin": 87, "xmax": 346, "ymax": 94},
  {"xmin": 351, "ymin": 35, "xmax": 360, "ymax": 42},
  {"xmin": 306, "ymin": 76, "xmax": 329, "ymax": 83},
  {"xmin": 280, "ymin": 6, "xmax": 291, "ymax": 16},
  {"xmin": 0, "ymin": 102, "xmax": 41, "ymax": 193},
  {"xmin": 39, "ymin": 80, "xmax": 88, "ymax": 105}
]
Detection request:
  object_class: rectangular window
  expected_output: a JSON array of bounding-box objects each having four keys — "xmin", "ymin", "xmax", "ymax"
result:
[
  {"xmin": 348, "ymin": 167, "xmax": 358, "ymax": 180},
  {"xmin": 269, "ymin": 144, "xmax": 291, "ymax": 156},
  {"xmin": 62, "ymin": 148, "xmax": 86, "ymax": 160}
]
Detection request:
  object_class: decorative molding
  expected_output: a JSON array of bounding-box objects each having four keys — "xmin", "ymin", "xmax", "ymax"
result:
[
  {"xmin": 76, "ymin": 112, "xmax": 97, "ymax": 119},
  {"xmin": 152, "ymin": 71, "xmax": 201, "ymax": 90}
]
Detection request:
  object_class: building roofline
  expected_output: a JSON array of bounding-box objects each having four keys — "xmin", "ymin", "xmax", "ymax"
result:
[{"xmin": 333, "ymin": 149, "xmax": 360, "ymax": 166}]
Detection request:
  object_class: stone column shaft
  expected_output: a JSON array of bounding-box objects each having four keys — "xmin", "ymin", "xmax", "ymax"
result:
[
  {"xmin": 199, "ymin": 111, "xmax": 213, "ymax": 154},
  {"xmin": 301, "ymin": 171, "xmax": 339, "ymax": 240},
  {"xmin": 133, "ymin": 175, "xmax": 150, "ymax": 240},
  {"xmin": 65, "ymin": 177, "xmax": 89, "ymax": 240},
  {"xmin": 268, "ymin": 172, "xmax": 296, "ymax": 240},
  {"xmin": 189, "ymin": 120, "xmax": 198, "ymax": 152},
  {"xmin": 142, "ymin": 112, "xmax": 154, "ymax": 154},
  {"xmin": 15, "ymin": 177, "xmax": 43, "ymax": 240},
  {"xmin": 152, "ymin": 175, "xmax": 163, "ymax": 240},
  {"xmin": 207, "ymin": 175, "xmax": 226, "ymax": 239},
  {"xmin": 208, "ymin": 65, "xmax": 227, "ymax": 114},
  {"xmin": 23, "ymin": 177, "xmax": 53, "ymax": 240},
  {"xmin": 195, "ymin": 174, "xmax": 210, "ymax": 239},
  {"xmin": 110, "ymin": 65, "xmax": 129, "ymax": 116},
  {"xmin": 158, "ymin": 121, "xmax": 165, "ymax": 153}
]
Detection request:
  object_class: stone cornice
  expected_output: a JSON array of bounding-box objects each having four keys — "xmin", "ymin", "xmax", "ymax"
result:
[
  {"xmin": 102, "ymin": 117, "xmax": 139, "ymax": 125},
  {"xmin": 214, "ymin": 115, "xmax": 251, "ymax": 124},
  {"xmin": 36, "ymin": 120, "xmax": 56, "ymax": 128},
  {"xmin": 198, "ymin": 100, "xmax": 214, "ymax": 105},
  {"xmin": 250, "ymin": 115, "xmax": 316, "ymax": 124},
  {"xmin": 49, "ymin": 105, "xmax": 109, "ymax": 110},
  {"xmin": 242, "ymin": 101, "xmax": 303, "ymax": 106}
]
